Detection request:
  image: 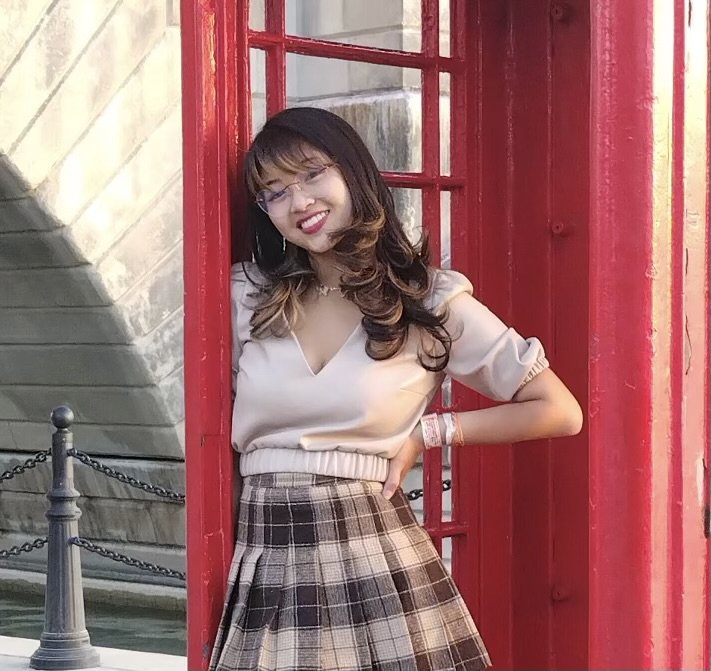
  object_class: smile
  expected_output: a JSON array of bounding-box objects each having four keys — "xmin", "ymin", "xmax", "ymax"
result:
[{"xmin": 298, "ymin": 210, "xmax": 329, "ymax": 234}]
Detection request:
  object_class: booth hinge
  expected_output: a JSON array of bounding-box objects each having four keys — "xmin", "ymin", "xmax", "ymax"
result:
[{"xmin": 704, "ymin": 504, "xmax": 710, "ymax": 539}]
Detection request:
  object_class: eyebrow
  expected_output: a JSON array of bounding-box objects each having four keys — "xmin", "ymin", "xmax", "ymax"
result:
[{"xmin": 262, "ymin": 156, "xmax": 322, "ymax": 187}]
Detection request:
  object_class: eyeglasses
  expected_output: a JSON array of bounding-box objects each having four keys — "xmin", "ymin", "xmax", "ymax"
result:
[{"xmin": 256, "ymin": 164, "xmax": 334, "ymax": 216}]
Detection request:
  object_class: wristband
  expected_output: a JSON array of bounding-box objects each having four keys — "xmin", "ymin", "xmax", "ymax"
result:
[
  {"xmin": 443, "ymin": 412, "xmax": 457, "ymax": 447},
  {"xmin": 420, "ymin": 413, "xmax": 442, "ymax": 450},
  {"xmin": 452, "ymin": 412, "xmax": 464, "ymax": 448}
]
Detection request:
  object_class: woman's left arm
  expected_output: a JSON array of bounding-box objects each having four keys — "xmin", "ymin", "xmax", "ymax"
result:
[
  {"xmin": 382, "ymin": 369, "xmax": 582, "ymax": 499},
  {"xmin": 456, "ymin": 367, "xmax": 583, "ymax": 444}
]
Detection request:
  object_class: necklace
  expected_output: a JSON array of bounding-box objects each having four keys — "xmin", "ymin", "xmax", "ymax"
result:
[{"xmin": 316, "ymin": 283, "xmax": 342, "ymax": 296}]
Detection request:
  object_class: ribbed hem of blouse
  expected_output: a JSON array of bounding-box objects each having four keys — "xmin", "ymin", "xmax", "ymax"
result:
[{"xmin": 239, "ymin": 447, "xmax": 390, "ymax": 483}]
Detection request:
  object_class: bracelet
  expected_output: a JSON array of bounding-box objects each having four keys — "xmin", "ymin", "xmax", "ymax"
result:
[
  {"xmin": 453, "ymin": 413, "xmax": 464, "ymax": 448},
  {"xmin": 443, "ymin": 412, "xmax": 464, "ymax": 448},
  {"xmin": 442, "ymin": 412, "xmax": 457, "ymax": 447},
  {"xmin": 420, "ymin": 413, "xmax": 442, "ymax": 450}
]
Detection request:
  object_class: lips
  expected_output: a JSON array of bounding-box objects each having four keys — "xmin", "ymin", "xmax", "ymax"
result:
[{"xmin": 298, "ymin": 210, "xmax": 329, "ymax": 234}]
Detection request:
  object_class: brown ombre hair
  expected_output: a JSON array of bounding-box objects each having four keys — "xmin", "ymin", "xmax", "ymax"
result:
[{"xmin": 241, "ymin": 106, "xmax": 453, "ymax": 371}]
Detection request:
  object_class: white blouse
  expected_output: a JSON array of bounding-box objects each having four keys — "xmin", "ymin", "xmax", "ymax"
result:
[{"xmin": 231, "ymin": 263, "xmax": 549, "ymax": 482}]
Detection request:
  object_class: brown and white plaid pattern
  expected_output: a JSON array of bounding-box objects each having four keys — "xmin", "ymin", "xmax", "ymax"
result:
[{"xmin": 209, "ymin": 473, "xmax": 491, "ymax": 671}]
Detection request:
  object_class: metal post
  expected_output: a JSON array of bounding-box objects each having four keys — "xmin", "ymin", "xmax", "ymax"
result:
[{"xmin": 30, "ymin": 406, "xmax": 100, "ymax": 670}]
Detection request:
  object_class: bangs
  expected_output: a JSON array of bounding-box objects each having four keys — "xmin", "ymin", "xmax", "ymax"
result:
[{"xmin": 245, "ymin": 127, "xmax": 327, "ymax": 195}]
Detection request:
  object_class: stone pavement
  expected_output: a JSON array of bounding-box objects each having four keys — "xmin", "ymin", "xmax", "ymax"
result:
[{"xmin": 0, "ymin": 636, "xmax": 186, "ymax": 671}]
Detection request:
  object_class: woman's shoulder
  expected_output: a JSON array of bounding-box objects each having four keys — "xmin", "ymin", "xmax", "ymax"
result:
[
  {"xmin": 231, "ymin": 260, "xmax": 261, "ymax": 283},
  {"xmin": 425, "ymin": 267, "xmax": 474, "ymax": 311},
  {"xmin": 230, "ymin": 261, "xmax": 268, "ymax": 309},
  {"xmin": 231, "ymin": 261, "xmax": 269, "ymax": 289}
]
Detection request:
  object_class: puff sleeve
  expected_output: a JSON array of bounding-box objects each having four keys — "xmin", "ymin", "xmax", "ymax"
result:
[
  {"xmin": 430, "ymin": 269, "xmax": 549, "ymax": 401},
  {"xmin": 230, "ymin": 263, "xmax": 254, "ymax": 389}
]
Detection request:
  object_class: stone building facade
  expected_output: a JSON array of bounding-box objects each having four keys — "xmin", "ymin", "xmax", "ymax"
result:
[{"xmin": 0, "ymin": 0, "xmax": 449, "ymax": 593}]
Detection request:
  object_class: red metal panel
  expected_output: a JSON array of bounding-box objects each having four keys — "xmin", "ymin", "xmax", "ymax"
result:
[
  {"xmin": 420, "ymin": 0, "xmax": 443, "ymax": 553},
  {"xmin": 181, "ymin": 1, "xmax": 242, "ymax": 668},
  {"xmin": 449, "ymin": 0, "xmax": 486, "ymax": 644},
  {"xmin": 508, "ymin": 2, "xmax": 556, "ymax": 667},
  {"xmin": 249, "ymin": 31, "xmax": 464, "ymax": 73},
  {"xmin": 589, "ymin": 0, "xmax": 710, "ymax": 668},
  {"xmin": 264, "ymin": 1, "xmax": 285, "ymax": 114},
  {"xmin": 463, "ymin": 3, "xmax": 516, "ymax": 668},
  {"xmin": 546, "ymin": 1, "xmax": 590, "ymax": 667},
  {"xmin": 588, "ymin": 1, "xmax": 657, "ymax": 665},
  {"xmin": 467, "ymin": 2, "xmax": 591, "ymax": 668}
]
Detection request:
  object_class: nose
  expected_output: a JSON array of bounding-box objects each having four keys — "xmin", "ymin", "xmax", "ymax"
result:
[{"xmin": 289, "ymin": 186, "xmax": 315, "ymax": 212}]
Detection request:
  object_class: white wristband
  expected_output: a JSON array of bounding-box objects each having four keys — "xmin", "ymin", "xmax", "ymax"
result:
[{"xmin": 442, "ymin": 412, "xmax": 457, "ymax": 447}]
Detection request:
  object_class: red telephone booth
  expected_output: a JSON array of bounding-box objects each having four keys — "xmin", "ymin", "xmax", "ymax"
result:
[{"xmin": 181, "ymin": 1, "xmax": 710, "ymax": 669}]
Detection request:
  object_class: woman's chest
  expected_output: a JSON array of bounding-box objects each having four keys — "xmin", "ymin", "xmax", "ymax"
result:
[
  {"xmin": 235, "ymin": 328, "xmax": 439, "ymax": 425},
  {"xmin": 289, "ymin": 295, "xmax": 363, "ymax": 376}
]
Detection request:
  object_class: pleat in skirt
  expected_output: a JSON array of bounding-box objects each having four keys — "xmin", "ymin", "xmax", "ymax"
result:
[{"xmin": 209, "ymin": 472, "xmax": 491, "ymax": 671}]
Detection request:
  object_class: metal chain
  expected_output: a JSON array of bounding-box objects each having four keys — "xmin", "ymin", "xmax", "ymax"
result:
[
  {"xmin": 69, "ymin": 537, "xmax": 185, "ymax": 581},
  {"xmin": 0, "ymin": 449, "xmax": 51, "ymax": 484},
  {"xmin": 406, "ymin": 479, "xmax": 452, "ymax": 502},
  {"xmin": 68, "ymin": 449, "xmax": 185, "ymax": 503},
  {"xmin": 0, "ymin": 536, "xmax": 48, "ymax": 560}
]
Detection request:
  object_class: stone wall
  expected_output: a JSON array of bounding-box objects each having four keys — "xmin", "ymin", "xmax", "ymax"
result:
[
  {"xmin": 0, "ymin": 0, "xmax": 452, "ymax": 588},
  {"xmin": 0, "ymin": 0, "xmax": 185, "ymax": 583}
]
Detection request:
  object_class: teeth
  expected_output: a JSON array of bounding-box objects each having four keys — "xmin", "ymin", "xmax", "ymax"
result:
[{"xmin": 300, "ymin": 211, "xmax": 328, "ymax": 231}]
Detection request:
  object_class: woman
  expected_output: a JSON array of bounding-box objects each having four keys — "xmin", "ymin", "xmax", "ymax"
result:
[{"xmin": 209, "ymin": 107, "xmax": 583, "ymax": 671}]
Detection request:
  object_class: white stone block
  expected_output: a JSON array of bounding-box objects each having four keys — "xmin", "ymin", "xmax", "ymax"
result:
[
  {"xmin": 0, "ymin": 452, "xmax": 184, "ymax": 501},
  {"xmin": 0, "ymin": 194, "xmax": 62, "ymax": 232},
  {"xmin": 0, "ymin": 0, "xmax": 54, "ymax": 76},
  {"xmin": 0, "ymin": 266, "xmax": 111, "ymax": 307},
  {"xmin": 0, "ymin": 492, "xmax": 185, "ymax": 545},
  {"xmin": 287, "ymin": 52, "xmax": 404, "ymax": 100},
  {"xmin": 135, "ymin": 307, "xmax": 184, "ymax": 382},
  {"xmin": 0, "ymin": 420, "xmax": 184, "ymax": 458},
  {"xmin": 0, "ymin": 154, "xmax": 31, "ymax": 199},
  {"xmin": 0, "ymin": 228, "xmax": 85, "ymax": 268},
  {"xmin": 0, "ymin": 0, "xmax": 116, "ymax": 151},
  {"xmin": 290, "ymin": 0, "xmax": 403, "ymax": 37},
  {"xmin": 0, "ymin": 533, "xmax": 186, "ymax": 585},
  {"xmin": 0, "ymin": 306, "xmax": 133, "ymax": 344},
  {"xmin": 118, "ymin": 243, "xmax": 183, "ymax": 338},
  {"xmin": 62, "ymin": 104, "xmax": 182, "ymax": 263},
  {"xmin": 0, "ymin": 344, "xmax": 154, "ymax": 385},
  {"xmin": 12, "ymin": 22, "xmax": 180, "ymax": 197},
  {"xmin": 156, "ymin": 365, "xmax": 184, "ymax": 425},
  {"xmin": 0, "ymin": 385, "xmax": 174, "ymax": 425},
  {"xmin": 96, "ymin": 175, "xmax": 182, "ymax": 302}
]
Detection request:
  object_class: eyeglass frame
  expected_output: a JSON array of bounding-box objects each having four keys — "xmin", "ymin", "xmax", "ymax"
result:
[{"xmin": 255, "ymin": 163, "xmax": 335, "ymax": 215}]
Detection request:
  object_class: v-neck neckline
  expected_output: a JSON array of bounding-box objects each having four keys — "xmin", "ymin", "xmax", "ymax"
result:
[{"xmin": 289, "ymin": 323, "xmax": 361, "ymax": 377}]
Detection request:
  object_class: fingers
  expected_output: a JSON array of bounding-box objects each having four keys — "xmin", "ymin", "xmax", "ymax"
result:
[{"xmin": 382, "ymin": 463, "xmax": 402, "ymax": 500}]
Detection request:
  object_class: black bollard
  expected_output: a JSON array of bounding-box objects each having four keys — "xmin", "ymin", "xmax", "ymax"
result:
[{"xmin": 30, "ymin": 406, "xmax": 100, "ymax": 670}]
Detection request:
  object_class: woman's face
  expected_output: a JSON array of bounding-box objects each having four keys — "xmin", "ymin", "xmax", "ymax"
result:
[{"xmin": 256, "ymin": 149, "xmax": 353, "ymax": 256}]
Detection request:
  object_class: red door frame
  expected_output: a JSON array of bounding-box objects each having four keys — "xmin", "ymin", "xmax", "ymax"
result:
[
  {"xmin": 181, "ymin": 1, "xmax": 710, "ymax": 670},
  {"xmin": 588, "ymin": 0, "xmax": 710, "ymax": 668}
]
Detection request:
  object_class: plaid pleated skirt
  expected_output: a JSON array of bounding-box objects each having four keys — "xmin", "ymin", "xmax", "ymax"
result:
[{"xmin": 209, "ymin": 473, "xmax": 491, "ymax": 671}]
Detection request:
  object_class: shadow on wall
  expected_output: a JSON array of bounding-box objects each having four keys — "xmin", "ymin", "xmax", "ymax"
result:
[{"xmin": 0, "ymin": 154, "xmax": 186, "ymax": 585}]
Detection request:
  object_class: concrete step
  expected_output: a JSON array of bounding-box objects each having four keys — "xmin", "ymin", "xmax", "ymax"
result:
[{"xmin": 0, "ymin": 636, "xmax": 185, "ymax": 671}]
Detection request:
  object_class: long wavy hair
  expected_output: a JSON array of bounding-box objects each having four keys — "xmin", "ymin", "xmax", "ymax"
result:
[{"xmin": 241, "ymin": 106, "xmax": 452, "ymax": 371}]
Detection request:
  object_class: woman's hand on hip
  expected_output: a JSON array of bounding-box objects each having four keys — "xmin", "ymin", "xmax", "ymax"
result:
[{"xmin": 382, "ymin": 424, "xmax": 425, "ymax": 500}]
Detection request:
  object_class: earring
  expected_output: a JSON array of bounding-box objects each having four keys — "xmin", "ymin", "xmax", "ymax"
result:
[{"xmin": 282, "ymin": 236, "xmax": 287, "ymax": 254}]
